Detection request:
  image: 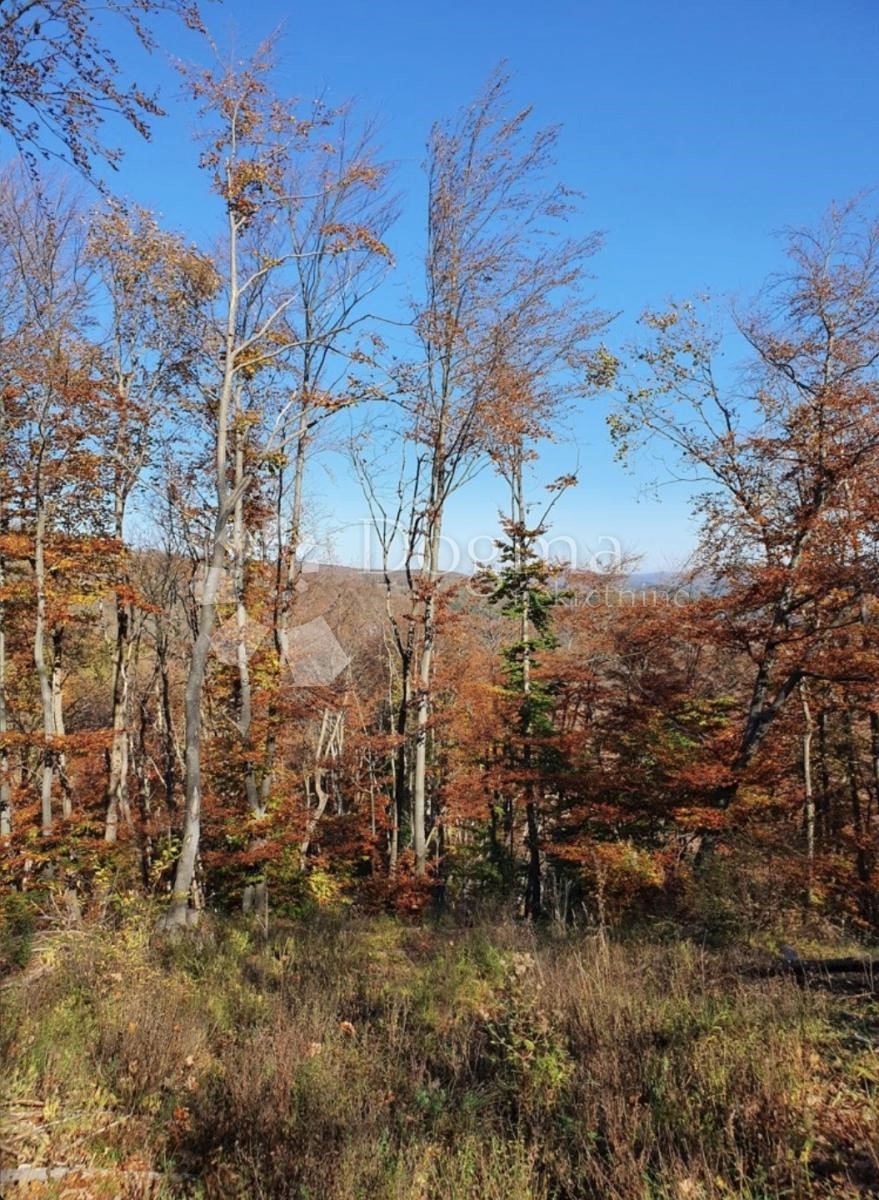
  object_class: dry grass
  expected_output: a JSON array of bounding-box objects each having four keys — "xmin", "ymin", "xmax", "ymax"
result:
[{"xmin": 1, "ymin": 905, "xmax": 877, "ymax": 1198}]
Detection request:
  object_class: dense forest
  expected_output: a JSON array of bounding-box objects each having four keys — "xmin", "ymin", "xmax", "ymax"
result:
[
  {"xmin": 1, "ymin": 41, "xmax": 877, "ymax": 933},
  {"xmin": 1, "ymin": 3, "xmax": 878, "ymax": 1197}
]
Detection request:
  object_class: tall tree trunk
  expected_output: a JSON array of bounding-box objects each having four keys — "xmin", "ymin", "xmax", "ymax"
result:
[
  {"xmin": 0, "ymin": 529, "xmax": 10, "ymax": 838},
  {"xmin": 412, "ymin": 589, "xmax": 434, "ymax": 876},
  {"xmin": 162, "ymin": 162, "xmax": 243, "ymax": 928},
  {"xmin": 817, "ymin": 708, "xmax": 832, "ymax": 844},
  {"xmin": 0, "ymin": 392, "xmax": 10, "ymax": 837},
  {"xmin": 132, "ymin": 651, "xmax": 154, "ymax": 886},
  {"xmin": 156, "ymin": 628, "xmax": 176, "ymax": 814},
  {"xmin": 512, "ymin": 457, "xmax": 541, "ymax": 918},
  {"xmin": 412, "ymin": 467, "xmax": 444, "ymax": 876},
  {"xmin": 105, "ymin": 593, "xmax": 133, "ymax": 840},
  {"xmin": 245, "ymin": 403, "xmax": 310, "ymax": 916},
  {"xmin": 233, "ymin": 420, "xmax": 260, "ymax": 816},
  {"xmin": 34, "ymin": 503, "xmax": 55, "ymax": 833},
  {"xmin": 0, "ymin": 578, "xmax": 10, "ymax": 837},
  {"xmin": 262, "ymin": 399, "xmax": 308, "ymax": 811},
  {"xmin": 390, "ymin": 659, "xmax": 411, "ymax": 873},
  {"xmin": 843, "ymin": 709, "xmax": 872, "ymax": 919},
  {"xmin": 238, "ymin": 419, "xmax": 266, "ymax": 918},
  {"xmin": 105, "ymin": 490, "xmax": 133, "ymax": 841},
  {"xmin": 163, "ymin": 374, "xmax": 234, "ymax": 925},
  {"xmin": 163, "ymin": 529, "xmax": 226, "ymax": 927},
  {"xmin": 51, "ymin": 626, "xmax": 72, "ymax": 819},
  {"xmin": 799, "ymin": 680, "xmax": 815, "ymax": 905}
]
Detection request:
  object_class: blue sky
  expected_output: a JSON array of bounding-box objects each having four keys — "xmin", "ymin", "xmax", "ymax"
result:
[{"xmin": 41, "ymin": 0, "xmax": 879, "ymax": 568}]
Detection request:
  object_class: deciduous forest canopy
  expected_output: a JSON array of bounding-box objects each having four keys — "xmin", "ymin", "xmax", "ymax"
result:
[
  {"xmin": 1, "ymin": 3, "xmax": 879, "ymax": 1195},
  {"xmin": 0, "ymin": 0, "xmax": 876, "ymax": 928}
]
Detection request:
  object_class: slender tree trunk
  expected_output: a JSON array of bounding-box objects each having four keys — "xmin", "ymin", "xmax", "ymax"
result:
[
  {"xmin": 0, "ymin": 603, "xmax": 10, "ymax": 838},
  {"xmin": 524, "ymin": 795, "xmax": 541, "ymax": 918},
  {"xmin": 262, "ymin": 400, "xmax": 308, "ymax": 811},
  {"xmin": 390, "ymin": 662, "xmax": 411, "ymax": 873},
  {"xmin": 156, "ymin": 629, "xmax": 176, "ymax": 814},
  {"xmin": 105, "ymin": 596, "xmax": 133, "ymax": 840},
  {"xmin": 299, "ymin": 708, "xmax": 342, "ymax": 867},
  {"xmin": 817, "ymin": 709, "xmax": 832, "ymax": 844},
  {"xmin": 105, "ymin": 491, "xmax": 133, "ymax": 841},
  {"xmin": 412, "ymin": 593, "xmax": 434, "ymax": 876},
  {"xmin": 382, "ymin": 565, "xmax": 415, "ymax": 876},
  {"xmin": 799, "ymin": 680, "xmax": 815, "ymax": 905},
  {"xmin": 162, "ymin": 171, "xmax": 242, "ymax": 928},
  {"xmin": 132, "ymin": 655, "xmax": 154, "ymax": 886},
  {"xmin": 843, "ymin": 709, "xmax": 872, "ymax": 919},
  {"xmin": 412, "ymin": 486, "xmax": 444, "ymax": 876},
  {"xmin": 275, "ymin": 404, "xmax": 308, "ymax": 666},
  {"xmin": 34, "ymin": 503, "xmax": 55, "ymax": 833},
  {"xmin": 245, "ymin": 405, "xmax": 309, "ymax": 916},
  {"xmin": 163, "ymin": 531, "xmax": 225, "ymax": 927},
  {"xmin": 0, "ymin": 531, "xmax": 10, "ymax": 838},
  {"xmin": 513, "ymin": 458, "xmax": 541, "ymax": 918},
  {"xmin": 0, "ymin": 392, "xmax": 10, "ymax": 837},
  {"xmin": 233, "ymin": 420, "xmax": 260, "ymax": 816},
  {"xmin": 51, "ymin": 626, "xmax": 72, "ymax": 819}
]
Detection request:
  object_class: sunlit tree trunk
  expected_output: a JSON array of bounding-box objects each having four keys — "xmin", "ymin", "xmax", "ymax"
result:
[
  {"xmin": 162, "ymin": 205, "xmax": 238, "ymax": 929},
  {"xmin": 33, "ymin": 502, "xmax": 55, "ymax": 833},
  {"xmin": 105, "ymin": 590, "xmax": 132, "ymax": 842},
  {"xmin": 299, "ymin": 708, "xmax": 343, "ymax": 867},
  {"xmin": 0, "ymin": 406, "xmax": 11, "ymax": 836},
  {"xmin": 105, "ymin": 450, "xmax": 134, "ymax": 841},
  {"xmin": 412, "ymin": 502, "xmax": 443, "ymax": 876},
  {"xmin": 799, "ymin": 680, "xmax": 815, "ymax": 905},
  {"xmin": 51, "ymin": 625, "xmax": 72, "ymax": 820},
  {"xmin": 0, "ymin": 541, "xmax": 10, "ymax": 838}
]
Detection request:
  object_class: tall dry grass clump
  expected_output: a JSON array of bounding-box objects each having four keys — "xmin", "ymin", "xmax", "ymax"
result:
[{"xmin": 1, "ymin": 904, "xmax": 877, "ymax": 1198}]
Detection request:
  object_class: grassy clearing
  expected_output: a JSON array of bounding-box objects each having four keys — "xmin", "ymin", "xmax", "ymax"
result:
[{"xmin": 1, "ymin": 906, "xmax": 877, "ymax": 1199}]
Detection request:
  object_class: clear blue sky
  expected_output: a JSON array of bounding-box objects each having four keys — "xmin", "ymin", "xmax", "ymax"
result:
[{"xmin": 47, "ymin": 0, "xmax": 879, "ymax": 569}]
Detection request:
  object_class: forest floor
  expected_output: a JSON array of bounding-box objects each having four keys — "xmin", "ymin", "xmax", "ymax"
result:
[{"xmin": 1, "ymin": 905, "xmax": 878, "ymax": 1199}]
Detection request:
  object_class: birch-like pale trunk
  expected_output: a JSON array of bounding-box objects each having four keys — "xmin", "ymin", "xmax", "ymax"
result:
[
  {"xmin": 51, "ymin": 626, "xmax": 72, "ymax": 819},
  {"xmin": 105, "ymin": 421, "xmax": 136, "ymax": 841},
  {"xmin": 34, "ymin": 503, "xmax": 55, "ymax": 833},
  {"xmin": 299, "ymin": 707, "xmax": 343, "ymax": 867},
  {"xmin": 275, "ymin": 401, "xmax": 308, "ymax": 666},
  {"xmin": 412, "ymin": 444, "xmax": 446, "ymax": 876},
  {"xmin": 162, "ymin": 192, "xmax": 240, "ymax": 929},
  {"xmin": 411, "ymin": 583, "xmax": 436, "ymax": 875}
]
